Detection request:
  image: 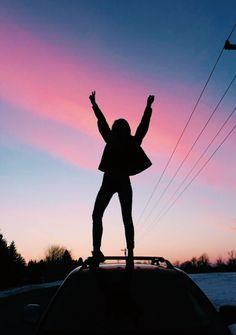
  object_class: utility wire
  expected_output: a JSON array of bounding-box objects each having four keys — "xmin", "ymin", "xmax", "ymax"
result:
[
  {"xmin": 138, "ymin": 117, "xmax": 236, "ymax": 241},
  {"xmin": 155, "ymin": 122, "xmax": 236, "ymax": 224},
  {"xmin": 146, "ymin": 105, "xmax": 236, "ymax": 231},
  {"xmin": 137, "ymin": 24, "xmax": 236, "ymax": 223},
  {"xmin": 141, "ymin": 75, "xmax": 236, "ymax": 223},
  {"xmin": 136, "ymin": 101, "xmax": 235, "ymax": 240}
]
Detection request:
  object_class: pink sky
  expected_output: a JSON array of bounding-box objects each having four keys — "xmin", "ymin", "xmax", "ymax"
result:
[
  {"xmin": 1, "ymin": 7, "xmax": 236, "ymax": 263},
  {"xmin": 2, "ymin": 17, "xmax": 235, "ymax": 181}
]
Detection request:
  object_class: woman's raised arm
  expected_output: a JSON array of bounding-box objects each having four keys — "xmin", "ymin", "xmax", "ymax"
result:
[
  {"xmin": 89, "ymin": 91, "xmax": 111, "ymax": 142},
  {"xmin": 135, "ymin": 95, "xmax": 155, "ymax": 145}
]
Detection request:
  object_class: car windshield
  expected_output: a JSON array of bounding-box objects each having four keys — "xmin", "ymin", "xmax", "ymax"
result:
[{"xmin": 38, "ymin": 266, "xmax": 228, "ymax": 335}]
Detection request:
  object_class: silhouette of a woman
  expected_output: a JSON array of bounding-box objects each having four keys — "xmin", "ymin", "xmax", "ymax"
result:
[{"xmin": 90, "ymin": 91, "xmax": 154, "ymax": 265}]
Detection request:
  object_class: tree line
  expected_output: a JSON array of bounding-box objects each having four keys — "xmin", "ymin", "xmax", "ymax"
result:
[
  {"xmin": 0, "ymin": 232, "xmax": 236, "ymax": 290},
  {"xmin": 0, "ymin": 233, "xmax": 83, "ymax": 290},
  {"xmin": 175, "ymin": 252, "xmax": 236, "ymax": 274}
]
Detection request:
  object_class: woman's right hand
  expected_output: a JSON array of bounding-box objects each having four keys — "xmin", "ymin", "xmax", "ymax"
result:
[
  {"xmin": 147, "ymin": 95, "xmax": 155, "ymax": 107},
  {"xmin": 89, "ymin": 91, "xmax": 96, "ymax": 105}
]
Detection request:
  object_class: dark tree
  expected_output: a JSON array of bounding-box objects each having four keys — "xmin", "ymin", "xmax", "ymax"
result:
[
  {"xmin": 62, "ymin": 249, "xmax": 72, "ymax": 263},
  {"xmin": 45, "ymin": 245, "xmax": 67, "ymax": 263},
  {"xmin": 77, "ymin": 257, "xmax": 83, "ymax": 266},
  {"xmin": 197, "ymin": 253, "xmax": 211, "ymax": 272},
  {"xmin": 227, "ymin": 250, "xmax": 236, "ymax": 271},
  {"xmin": 0, "ymin": 234, "xmax": 10, "ymax": 288},
  {"xmin": 8, "ymin": 241, "xmax": 26, "ymax": 286},
  {"xmin": 43, "ymin": 245, "xmax": 75, "ymax": 281},
  {"xmin": 0, "ymin": 235, "xmax": 26, "ymax": 288}
]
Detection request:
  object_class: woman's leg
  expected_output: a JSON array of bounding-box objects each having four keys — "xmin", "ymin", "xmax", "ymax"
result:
[
  {"xmin": 92, "ymin": 176, "xmax": 114, "ymax": 253},
  {"xmin": 118, "ymin": 177, "xmax": 134, "ymax": 253}
]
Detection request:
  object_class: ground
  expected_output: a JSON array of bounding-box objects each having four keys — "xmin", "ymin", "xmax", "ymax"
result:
[{"xmin": 0, "ymin": 286, "xmax": 58, "ymax": 335}]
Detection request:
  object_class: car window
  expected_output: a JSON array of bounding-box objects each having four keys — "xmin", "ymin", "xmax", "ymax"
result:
[{"xmin": 38, "ymin": 268, "xmax": 229, "ymax": 335}]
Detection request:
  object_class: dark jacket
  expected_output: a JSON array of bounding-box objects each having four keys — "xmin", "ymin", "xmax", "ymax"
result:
[{"xmin": 93, "ymin": 104, "xmax": 152, "ymax": 176}]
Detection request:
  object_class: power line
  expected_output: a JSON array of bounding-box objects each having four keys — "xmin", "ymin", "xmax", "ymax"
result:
[
  {"xmin": 137, "ymin": 24, "xmax": 236, "ymax": 223},
  {"xmin": 141, "ymin": 75, "xmax": 236, "ymax": 222},
  {"xmin": 138, "ymin": 117, "xmax": 236, "ymax": 241},
  {"xmin": 146, "ymin": 104, "xmax": 236, "ymax": 230},
  {"xmin": 156, "ymin": 121, "xmax": 236, "ymax": 223}
]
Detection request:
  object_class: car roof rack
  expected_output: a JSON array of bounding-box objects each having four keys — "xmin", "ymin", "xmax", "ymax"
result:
[{"xmin": 83, "ymin": 256, "xmax": 174, "ymax": 270}]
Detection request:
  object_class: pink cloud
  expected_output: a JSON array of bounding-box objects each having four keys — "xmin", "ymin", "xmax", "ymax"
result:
[
  {"xmin": 1, "ymin": 15, "xmax": 235, "ymax": 191},
  {"xmin": 0, "ymin": 18, "xmax": 95, "ymax": 134},
  {"xmin": 0, "ymin": 17, "xmax": 157, "ymax": 135},
  {"xmin": 0, "ymin": 16, "xmax": 191, "ymax": 141},
  {"xmin": 2, "ymin": 104, "xmax": 102, "ymax": 169}
]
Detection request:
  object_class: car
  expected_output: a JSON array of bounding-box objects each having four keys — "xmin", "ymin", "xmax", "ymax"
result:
[{"xmin": 25, "ymin": 256, "xmax": 236, "ymax": 335}]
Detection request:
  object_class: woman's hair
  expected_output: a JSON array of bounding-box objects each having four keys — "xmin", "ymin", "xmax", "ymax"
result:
[{"xmin": 111, "ymin": 119, "xmax": 131, "ymax": 137}]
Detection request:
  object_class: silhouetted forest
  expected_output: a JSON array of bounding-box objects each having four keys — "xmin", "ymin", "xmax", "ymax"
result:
[
  {"xmin": 174, "ymin": 252, "xmax": 236, "ymax": 274},
  {"xmin": 0, "ymin": 233, "xmax": 83, "ymax": 290},
  {"xmin": 0, "ymin": 232, "xmax": 236, "ymax": 290}
]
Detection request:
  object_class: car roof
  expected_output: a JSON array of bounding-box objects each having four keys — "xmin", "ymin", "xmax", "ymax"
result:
[{"xmin": 66, "ymin": 256, "xmax": 188, "ymax": 280}]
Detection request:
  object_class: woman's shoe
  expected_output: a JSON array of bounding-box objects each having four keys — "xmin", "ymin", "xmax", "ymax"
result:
[
  {"xmin": 91, "ymin": 250, "xmax": 105, "ymax": 263},
  {"xmin": 126, "ymin": 257, "xmax": 134, "ymax": 270},
  {"xmin": 126, "ymin": 249, "xmax": 134, "ymax": 270}
]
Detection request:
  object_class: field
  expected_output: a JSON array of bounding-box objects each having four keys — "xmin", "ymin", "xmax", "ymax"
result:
[
  {"xmin": 190, "ymin": 272, "xmax": 236, "ymax": 335},
  {"xmin": 0, "ymin": 272, "xmax": 236, "ymax": 335}
]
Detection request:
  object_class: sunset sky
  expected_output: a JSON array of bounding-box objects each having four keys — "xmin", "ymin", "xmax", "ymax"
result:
[{"xmin": 1, "ymin": 0, "xmax": 236, "ymax": 263}]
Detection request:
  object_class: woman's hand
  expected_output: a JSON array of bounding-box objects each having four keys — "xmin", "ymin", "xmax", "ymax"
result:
[
  {"xmin": 89, "ymin": 91, "xmax": 96, "ymax": 105},
  {"xmin": 147, "ymin": 95, "xmax": 155, "ymax": 107}
]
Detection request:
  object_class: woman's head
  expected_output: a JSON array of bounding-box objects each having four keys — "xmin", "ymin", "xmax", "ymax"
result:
[{"xmin": 111, "ymin": 119, "xmax": 131, "ymax": 138}]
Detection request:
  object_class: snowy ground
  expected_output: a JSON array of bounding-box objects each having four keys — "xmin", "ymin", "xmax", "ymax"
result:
[
  {"xmin": 190, "ymin": 272, "xmax": 236, "ymax": 335},
  {"xmin": 0, "ymin": 280, "xmax": 62, "ymax": 298}
]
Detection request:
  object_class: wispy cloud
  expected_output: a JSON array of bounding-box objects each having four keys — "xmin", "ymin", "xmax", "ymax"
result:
[
  {"xmin": 1, "ymin": 15, "xmax": 235, "ymax": 193},
  {"xmin": 1, "ymin": 102, "xmax": 100, "ymax": 169}
]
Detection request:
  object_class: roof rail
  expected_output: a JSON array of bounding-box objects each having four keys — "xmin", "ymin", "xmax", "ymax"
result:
[{"xmin": 83, "ymin": 256, "xmax": 174, "ymax": 270}]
